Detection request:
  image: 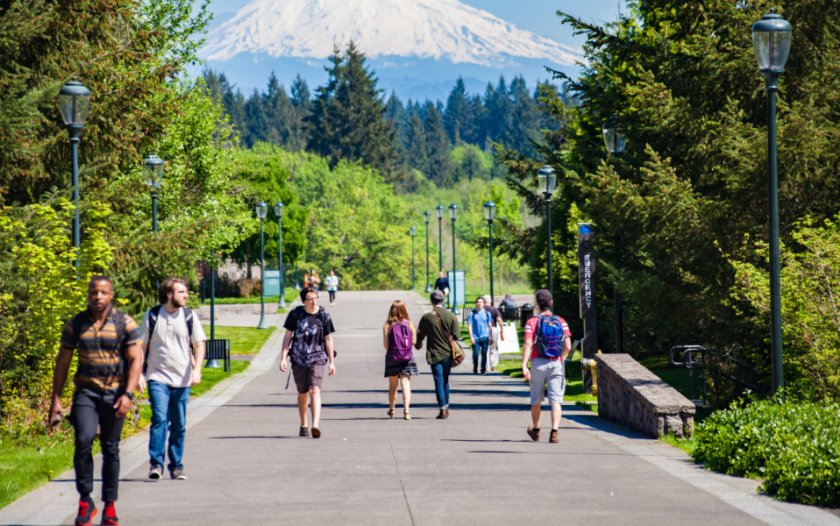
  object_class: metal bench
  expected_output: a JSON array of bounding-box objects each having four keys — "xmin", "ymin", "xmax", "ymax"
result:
[{"xmin": 205, "ymin": 338, "xmax": 231, "ymax": 372}]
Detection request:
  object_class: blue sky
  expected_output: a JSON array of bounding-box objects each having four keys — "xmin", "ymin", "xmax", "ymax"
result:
[{"xmin": 203, "ymin": 0, "xmax": 625, "ymax": 48}]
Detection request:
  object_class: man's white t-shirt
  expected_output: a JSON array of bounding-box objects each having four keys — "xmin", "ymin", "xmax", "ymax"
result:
[{"xmin": 141, "ymin": 307, "xmax": 207, "ymax": 388}]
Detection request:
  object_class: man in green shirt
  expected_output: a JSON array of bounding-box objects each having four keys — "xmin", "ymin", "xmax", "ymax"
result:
[{"xmin": 415, "ymin": 290, "xmax": 460, "ymax": 419}]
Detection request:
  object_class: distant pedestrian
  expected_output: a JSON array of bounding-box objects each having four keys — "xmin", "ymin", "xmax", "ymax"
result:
[
  {"xmin": 303, "ymin": 272, "xmax": 311, "ymax": 289},
  {"xmin": 415, "ymin": 290, "xmax": 460, "ymax": 419},
  {"xmin": 383, "ymin": 300, "xmax": 418, "ymax": 420},
  {"xmin": 326, "ymin": 270, "xmax": 339, "ymax": 305},
  {"xmin": 280, "ymin": 287, "xmax": 336, "ymax": 438},
  {"xmin": 48, "ymin": 276, "xmax": 142, "ymax": 526},
  {"xmin": 521, "ymin": 289, "xmax": 571, "ymax": 444},
  {"xmin": 483, "ymin": 295, "xmax": 504, "ymax": 372},
  {"xmin": 467, "ymin": 296, "xmax": 492, "ymax": 375},
  {"xmin": 140, "ymin": 278, "xmax": 207, "ymax": 481},
  {"xmin": 310, "ymin": 269, "xmax": 321, "ymax": 291},
  {"xmin": 433, "ymin": 271, "xmax": 450, "ymax": 298},
  {"xmin": 499, "ymin": 293, "xmax": 519, "ymax": 321}
]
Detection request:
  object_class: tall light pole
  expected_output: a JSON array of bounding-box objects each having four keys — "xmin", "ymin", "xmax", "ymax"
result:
[
  {"xmin": 449, "ymin": 204, "xmax": 459, "ymax": 315},
  {"xmin": 538, "ymin": 166, "xmax": 557, "ymax": 296},
  {"xmin": 275, "ymin": 201, "xmax": 286, "ymax": 309},
  {"xmin": 436, "ymin": 205, "xmax": 444, "ymax": 272},
  {"xmin": 484, "ymin": 201, "xmax": 496, "ymax": 305},
  {"xmin": 603, "ymin": 120, "xmax": 627, "ymax": 354},
  {"xmin": 58, "ymin": 80, "xmax": 91, "ymax": 274},
  {"xmin": 423, "ymin": 211, "xmax": 432, "ymax": 292},
  {"xmin": 409, "ymin": 226, "xmax": 416, "ymax": 289},
  {"xmin": 144, "ymin": 154, "xmax": 164, "ymax": 290},
  {"xmin": 753, "ymin": 10, "xmax": 792, "ymax": 392},
  {"xmin": 256, "ymin": 202, "xmax": 269, "ymax": 329}
]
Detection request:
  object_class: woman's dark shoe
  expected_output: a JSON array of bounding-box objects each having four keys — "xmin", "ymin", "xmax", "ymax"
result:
[
  {"xmin": 299, "ymin": 426, "xmax": 310, "ymax": 437},
  {"xmin": 527, "ymin": 427, "xmax": 540, "ymax": 442},
  {"xmin": 387, "ymin": 409, "xmax": 395, "ymax": 419}
]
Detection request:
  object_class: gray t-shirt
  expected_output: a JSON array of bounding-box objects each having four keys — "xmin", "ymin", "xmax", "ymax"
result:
[{"xmin": 141, "ymin": 307, "xmax": 207, "ymax": 388}]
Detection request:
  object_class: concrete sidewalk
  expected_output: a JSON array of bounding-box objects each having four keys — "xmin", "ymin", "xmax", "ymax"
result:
[{"xmin": 1, "ymin": 291, "xmax": 837, "ymax": 525}]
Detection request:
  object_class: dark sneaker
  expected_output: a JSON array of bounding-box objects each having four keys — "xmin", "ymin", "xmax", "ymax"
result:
[
  {"xmin": 170, "ymin": 467, "xmax": 187, "ymax": 480},
  {"xmin": 549, "ymin": 429, "xmax": 559, "ymax": 444},
  {"xmin": 311, "ymin": 427, "xmax": 321, "ymax": 439},
  {"xmin": 75, "ymin": 497, "xmax": 97, "ymax": 526},
  {"xmin": 527, "ymin": 427, "xmax": 540, "ymax": 442},
  {"xmin": 148, "ymin": 464, "xmax": 162, "ymax": 480},
  {"xmin": 100, "ymin": 501, "xmax": 119, "ymax": 526},
  {"xmin": 299, "ymin": 426, "xmax": 310, "ymax": 437}
]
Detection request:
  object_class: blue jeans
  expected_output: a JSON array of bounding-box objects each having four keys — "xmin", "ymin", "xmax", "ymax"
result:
[
  {"xmin": 148, "ymin": 380, "xmax": 190, "ymax": 471},
  {"xmin": 472, "ymin": 338, "xmax": 489, "ymax": 373},
  {"xmin": 430, "ymin": 356, "xmax": 452, "ymax": 409}
]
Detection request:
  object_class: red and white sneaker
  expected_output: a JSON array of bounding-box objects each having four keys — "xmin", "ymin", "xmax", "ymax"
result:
[
  {"xmin": 74, "ymin": 498, "xmax": 97, "ymax": 526},
  {"xmin": 100, "ymin": 501, "xmax": 119, "ymax": 526}
]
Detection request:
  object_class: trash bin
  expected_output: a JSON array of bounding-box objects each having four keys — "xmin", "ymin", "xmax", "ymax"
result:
[{"xmin": 519, "ymin": 303, "xmax": 534, "ymax": 328}]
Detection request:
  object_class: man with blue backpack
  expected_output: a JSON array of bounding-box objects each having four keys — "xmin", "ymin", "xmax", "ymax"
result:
[{"xmin": 520, "ymin": 289, "xmax": 571, "ymax": 444}]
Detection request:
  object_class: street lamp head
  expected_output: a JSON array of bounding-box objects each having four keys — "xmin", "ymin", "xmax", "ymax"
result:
[
  {"xmin": 410, "ymin": 226, "xmax": 416, "ymax": 236},
  {"xmin": 58, "ymin": 80, "xmax": 91, "ymax": 129},
  {"xmin": 537, "ymin": 166, "xmax": 557, "ymax": 197},
  {"xmin": 484, "ymin": 201, "xmax": 496, "ymax": 222},
  {"xmin": 274, "ymin": 201, "xmax": 284, "ymax": 219},
  {"xmin": 424, "ymin": 210, "xmax": 431, "ymax": 223},
  {"xmin": 143, "ymin": 154, "xmax": 164, "ymax": 190},
  {"xmin": 436, "ymin": 204, "xmax": 444, "ymax": 218},
  {"xmin": 255, "ymin": 201, "xmax": 267, "ymax": 220},
  {"xmin": 448, "ymin": 204, "xmax": 458, "ymax": 220},
  {"xmin": 602, "ymin": 119, "xmax": 627, "ymax": 155},
  {"xmin": 752, "ymin": 10, "xmax": 792, "ymax": 82}
]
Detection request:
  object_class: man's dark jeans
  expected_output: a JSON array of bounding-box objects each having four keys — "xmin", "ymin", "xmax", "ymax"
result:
[
  {"xmin": 71, "ymin": 387, "xmax": 125, "ymax": 502},
  {"xmin": 430, "ymin": 356, "xmax": 453, "ymax": 408},
  {"xmin": 472, "ymin": 338, "xmax": 489, "ymax": 374}
]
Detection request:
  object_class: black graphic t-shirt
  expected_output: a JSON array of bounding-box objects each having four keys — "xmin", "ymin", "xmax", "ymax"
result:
[{"xmin": 283, "ymin": 306, "xmax": 335, "ymax": 366}]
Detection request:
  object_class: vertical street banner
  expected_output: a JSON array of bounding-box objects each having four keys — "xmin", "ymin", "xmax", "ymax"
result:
[{"xmin": 578, "ymin": 224, "xmax": 598, "ymax": 359}]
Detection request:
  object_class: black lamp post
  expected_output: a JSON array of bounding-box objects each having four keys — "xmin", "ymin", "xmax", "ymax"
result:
[
  {"xmin": 449, "ymin": 204, "xmax": 459, "ymax": 315},
  {"xmin": 143, "ymin": 155, "xmax": 164, "ymax": 233},
  {"xmin": 58, "ymin": 80, "xmax": 91, "ymax": 274},
  {"xmin": 275, "ymin": 201, "xmax": 286, "ymax": 309},
  {"xmin": 409, "ymin": 226, "xmax": 416, "ymax": 289},
  {"xmin": 537, "ymin": 166, "xmax": 557, "ymax": 296},
  {"xmin": 423, "ymin": 211, "xmax": 432, "ymax": 292},
  {"xmin": 484, "ymin": 201, "xmax": 496, "ymax": 305},
  {"xmin": 436, "ymin": 205, "xmax": 444, "ymax": 272},
  {"xmin": 256, "ymin": 202, "xmax": 269, "ymax": 329},
  {"xmin": 753, "ymin": 10, "xmax": 792, "ymax": 392},
  {"xmin": 603, "ymin": 120, "xmax": 627, "ymax": 354}
]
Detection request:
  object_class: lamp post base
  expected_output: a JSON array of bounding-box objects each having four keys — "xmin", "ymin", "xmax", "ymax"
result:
[
  {"xmin": 424, "ymin": 284, "xmax": 432, "ymax": 293},
  {"xmin": 257, "ymin": 316, "xmax": 269, "ymax": 330},
  {"xmin": 279, "ymin": 296, "xmax": 286, "ymax": 309},
  {"xmin": 205, "ymin": 359, "xmax": 221, "ymax": 369}
]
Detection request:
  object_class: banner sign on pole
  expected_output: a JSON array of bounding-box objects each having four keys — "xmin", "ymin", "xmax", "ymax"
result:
[
  {"xmin": 447, "ymin": 270, "xmax": 465, "ymax": 310},
  {"xmin": 263, "ymin": 270, "xmax": 281, "ymax": 297}
]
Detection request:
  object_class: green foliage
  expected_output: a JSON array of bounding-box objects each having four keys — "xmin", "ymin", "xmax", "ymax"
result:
[
  {"xmin": 694, "ymin": 397, "xmax": 840, "ymax": 506},
  {"xmin": 728, "ymin": 215, "xmax": 840, "ymax": 400}
]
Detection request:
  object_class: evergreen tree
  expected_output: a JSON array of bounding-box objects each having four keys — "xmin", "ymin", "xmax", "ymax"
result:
[
  {"xmin": 444, "ymin": 77, "xmax": 471, "ymax": 144},
  {"xmin": 405, "ymin": 105, "xmax": 428, "ymax": 175},
  {"xmin": 288, "ymin": 75, "xmax": 311, "ymax": 151},
  {"xmin": 307, "ymin": 43, "xmax": 399, "ymax": 179},
  {"xmin": 424, "ymin": 101, "xmax": 452, "ymax": 185}
]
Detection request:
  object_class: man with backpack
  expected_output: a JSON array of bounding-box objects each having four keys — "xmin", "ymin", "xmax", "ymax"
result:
[
  {"xmin": 140, "ymin": 277, "xmax": 206, "ymax": 481},
  {"xmin": 280, "ymin": 286, "xmax": 336, "ymax": 438},
  {"xmin": 49, "ymin": 276, "xmax": 143, "ymax": 526},
  {"xmin": 520, "ymin": 289, "xmax": 571, "ymax": 444},
  {"xmin": 415, "ymin": 290, "xmax": 460, "ymax": 419}
]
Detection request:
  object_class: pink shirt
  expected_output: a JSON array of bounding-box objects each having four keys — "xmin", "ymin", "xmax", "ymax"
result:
[{"xmin": 524, "ymin": 312, "xmax": 571, "ymax": 360}]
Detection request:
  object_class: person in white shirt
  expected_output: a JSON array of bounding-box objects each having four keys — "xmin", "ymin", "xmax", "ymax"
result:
[
  {"xmin": 140, "ymin": 278, "xmax": 206, "ymax": 481},
  {"xmin": 326, "ymin": 270, "xmax": 339, "ymax": 305}
]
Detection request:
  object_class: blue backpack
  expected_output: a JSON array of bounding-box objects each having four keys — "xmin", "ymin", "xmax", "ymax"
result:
[{"xmin": 536, "ymin": 315, "xmax": 565, "ymax": 358}]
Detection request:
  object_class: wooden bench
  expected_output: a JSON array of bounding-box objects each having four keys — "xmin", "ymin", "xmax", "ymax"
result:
[{"xmin": 204, "ymin": 339, "xmax": 231, "ymax": 372}]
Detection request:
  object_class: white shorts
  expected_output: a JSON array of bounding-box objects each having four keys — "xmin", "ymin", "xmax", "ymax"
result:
[{"xmin": 529, "ymin": 358, "xmax": 565, "ymax": 405}]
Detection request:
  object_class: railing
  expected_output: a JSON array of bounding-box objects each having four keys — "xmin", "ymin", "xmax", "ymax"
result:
[{"xmin": 669, "ymin": 345, "xmax": 761, "ymax": 406}]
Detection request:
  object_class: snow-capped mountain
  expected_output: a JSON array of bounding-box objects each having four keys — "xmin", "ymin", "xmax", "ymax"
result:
[
  {"xmin": 198, "ymin": 0, "xmax": 583, "ymax": 100},
  {"xmin": 203, "ymin": 0, "xmax": 581, "ymax": 66}
]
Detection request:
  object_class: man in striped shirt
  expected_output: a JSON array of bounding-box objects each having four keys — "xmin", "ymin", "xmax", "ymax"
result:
[{"xmin": 49, "ymin": 276, "xmax": 142, "ymax": 526}]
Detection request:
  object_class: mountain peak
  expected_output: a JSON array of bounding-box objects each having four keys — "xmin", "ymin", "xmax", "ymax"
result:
[{"xmin": 202, "ymin": 0, "xmax": 581, "ymax": 67}]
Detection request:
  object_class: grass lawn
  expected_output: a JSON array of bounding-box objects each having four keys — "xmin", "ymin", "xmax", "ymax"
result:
[
  {"xmin": 0, "ymin": 327, "xmax": 271, "ymax": 510},
  {"xmin": 211, "ymin": 325, "xmax": 275, "ymax": 356}
]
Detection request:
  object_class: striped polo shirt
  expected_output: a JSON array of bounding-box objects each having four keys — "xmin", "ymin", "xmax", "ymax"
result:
[{"xmin": 60, "ymin": 306, "xmax": 141, "ymax": 392}]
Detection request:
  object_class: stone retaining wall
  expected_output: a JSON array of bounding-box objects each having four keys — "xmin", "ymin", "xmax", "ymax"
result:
[{"xmin": 596, "ymin": 353, "xmax": 696, "ymax": 438}]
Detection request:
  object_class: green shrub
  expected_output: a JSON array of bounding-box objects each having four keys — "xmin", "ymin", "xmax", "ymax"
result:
[{"xmin": 694, "ymin": 397, "xmax": 840, "ymax": 506}]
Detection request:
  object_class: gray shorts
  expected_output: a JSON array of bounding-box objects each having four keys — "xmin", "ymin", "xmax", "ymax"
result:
[
  {"xmin": 292, "ymin": 363, "xmax": 325, "ymax": 394},
  {"xmin": 529, "ymin": 358, "xmax": 565, "ymax": 405}
]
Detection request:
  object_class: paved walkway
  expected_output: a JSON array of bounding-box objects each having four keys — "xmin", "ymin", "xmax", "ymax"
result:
[{"xmin": 1, "ymin": 291, "xmax": 838, "ymax": 525}]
